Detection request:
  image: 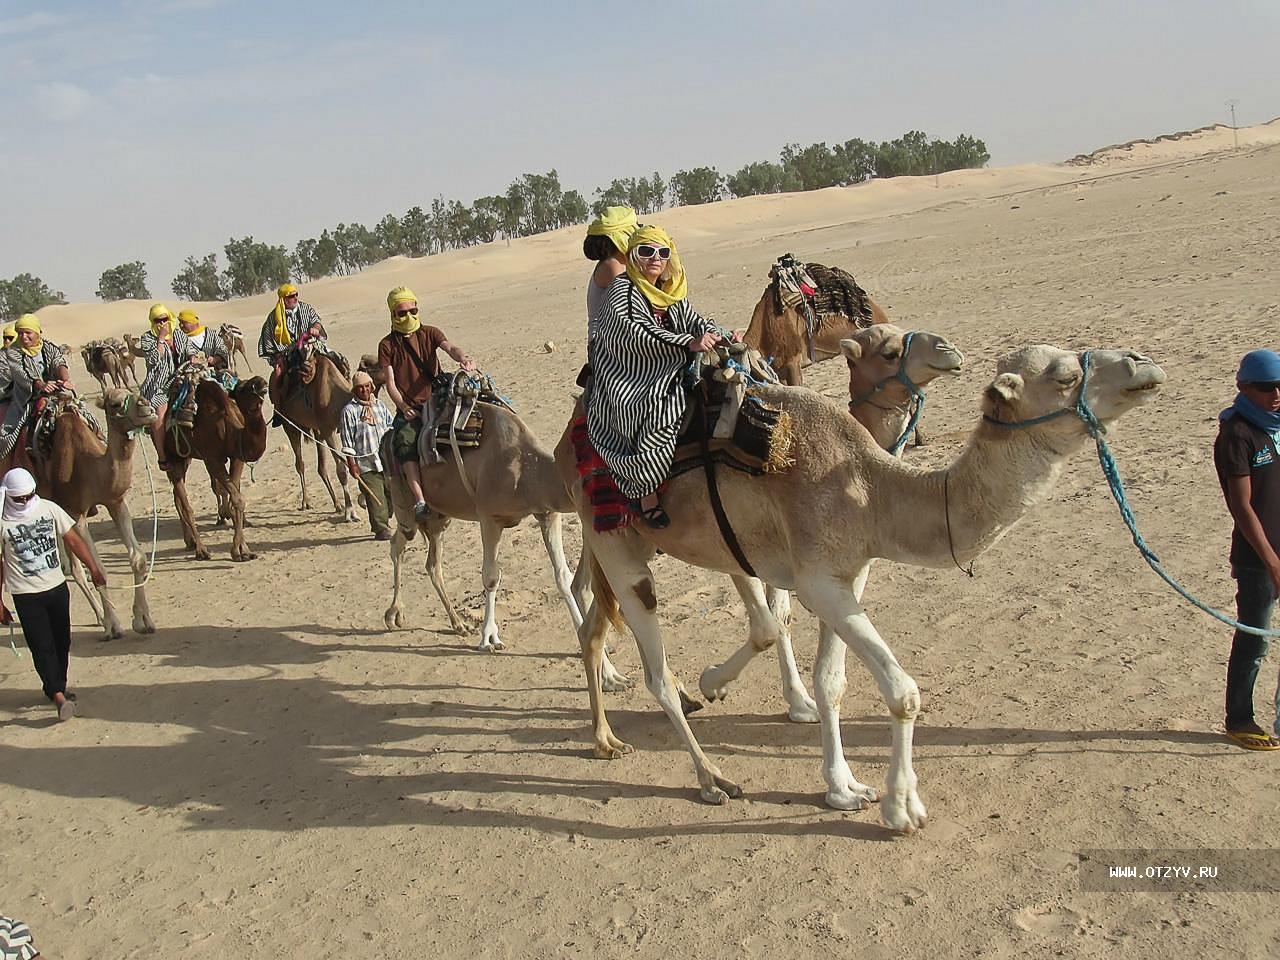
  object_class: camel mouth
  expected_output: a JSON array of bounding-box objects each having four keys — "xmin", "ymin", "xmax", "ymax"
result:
[
  {"xmin": 1125, "ymin": 381, "xmax": 1162, "ymax": 393},
  {"xmin": 926, "ymin": 362, "xmax": 963, "ymax": 375}
]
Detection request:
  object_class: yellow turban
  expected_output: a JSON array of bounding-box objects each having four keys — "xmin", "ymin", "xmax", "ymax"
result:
[
  {"xmin": 177, "ymin": 308, "xmax": 204, "ymax": 336},
  {"xmin": 626, "ymin": 225, "xmax": 687, "ymax": 309},
  {"xmin": 272, "ymin": 283, "xmax": 299, "ymax": 347},
  {"xmin": 387, "ymin": 286, "xmax": 421, "ymax": 335},
  {"xmin": 148, "ymin": 303, "xmax": 174, "ymax": 332},
  {"xmin": 586, "ymin": 206, "xmax": 638, "ymax": 255},
  {"xmin": 1, "ymin": 323, "xmax": 15, "ymax": 345},
  {"xmin": 14, "ymin": 314, "xmax": 43, "ymax": 357}
]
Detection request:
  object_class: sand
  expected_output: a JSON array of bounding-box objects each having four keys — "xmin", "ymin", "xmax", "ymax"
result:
[{"xmin": 3, "ymin": 120, "xmax": 1279, "ymax": 959}]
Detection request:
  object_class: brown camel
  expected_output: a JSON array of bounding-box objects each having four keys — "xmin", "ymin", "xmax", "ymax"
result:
[
  {"xmin": 219, "ymin": 324, "xmax": 253, "ymax": 376},
  {"xmin": 163, "ymin": 377, "xmax": 269, "ymax": 561},
  {"xmin": 742, "ymin": 262, "xmax": 890, "ymax": 386},
  {"xmin": 383, "ymin": 382, "xmax": 582, "ymax": 652},
  {"xmin": 274, "ymin": 348, "xmax": 359, "ymax": 521},
  {"xmin": 81, "ymin": 340, "xmax": 133, "ymax": 393},
  {"xmin": 121, "ymin": 333, "xmax": 146, "ymax": 384},
  {"xmin": 35, "ymin": 388, "xmax": 158, "ymax": 639},
  {"xmin": 561, "ymin": 344, "xmax": 1164, "ymax": 833}
]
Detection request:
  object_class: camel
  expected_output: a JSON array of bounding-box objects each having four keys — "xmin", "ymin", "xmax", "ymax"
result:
[
  {"xmin": 695, "ymin": 324, "xmax": 964, "ymax": 720},
  {"xmin": 35, "ymin": 387, "xmax": 158, "ymax": 639},
  {"xmin": 219, "ymin": 324, "xmax": 253, "ymax": 376},
  {"xmin": 274, "ymin": 347, "xmax": 359, "ymax": 522},
  {"xmin": 122, "ymin": 333, "xmax": 146, "ymax": 384},
  {"xmin": 561, "ymin": 344, "xmax": 1165, "ymax": 833},
  {"xmin": 81, "ymin": 340, "xmax": 133, "ymax": 393},
  {"xmin": 742, "ymin": 263, "xmax": 890, "ymax": 386},
  {"xmin": 163, "ymin": 376, "xmax": 269, "ymax": 561},
  {"xmin": 383, "ymin": 379, "xmax": 583, "ymax": 653}
]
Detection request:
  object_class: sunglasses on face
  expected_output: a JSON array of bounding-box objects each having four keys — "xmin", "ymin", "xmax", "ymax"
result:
[
  {"xmin": 284, "ymin": 293, "xmax": 299, "ymax": 299},
  {"xmin": 8, "ymin": 493, "xmax": 34, "ymax": 504},
  {"xmin": 635, "ymin": 245, "xmax": 671, "ymax": 260},
  {"xmin": 395, "ymin": 307, "xmax": 419, "ymax": 318},
  {"xmin": 1248, "ymin": 382, "xmax": 1280, "ymax": 393}
]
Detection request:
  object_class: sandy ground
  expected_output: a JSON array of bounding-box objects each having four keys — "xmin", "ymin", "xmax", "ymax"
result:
[{"xmin": 4, "ymin": 120, "xmax": 1280, "ymax": 958}]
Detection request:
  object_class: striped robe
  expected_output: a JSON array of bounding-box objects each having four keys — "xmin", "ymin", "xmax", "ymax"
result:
[
  {"xmin": 257, "ymin": 301, "xmax": 324, "ymax": 360},
  {"xmin": 585, "ymin": 276, "xmax": 722, "ymax": 501},
  {"xmin": 184, "ymin": 326, "xmax": 229, "ymax": 366},
  {"xmin": 0, "ymin": 342, "xmax": 69, "ymax": 457},
  {"xmin": 139, "ymin": 329, "xmax": 198, "ymax": 406}
]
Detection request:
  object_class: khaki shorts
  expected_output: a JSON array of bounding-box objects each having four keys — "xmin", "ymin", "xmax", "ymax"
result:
[{"xmin": 391, "ymin": 413, "xmax": 423, "ymax": 464}]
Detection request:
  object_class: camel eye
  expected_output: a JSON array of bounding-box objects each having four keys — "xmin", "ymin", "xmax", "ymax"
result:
[
  {"xmin": 1055, "ymin": 374, "xmax": 1081, "ymax": 390},
  {"xmin": 882, "ymin": 349, "xmax": 900, "ymax": 361}
]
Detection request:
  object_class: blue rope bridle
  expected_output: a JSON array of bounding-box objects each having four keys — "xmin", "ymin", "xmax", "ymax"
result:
[
  {"xmin": 985, "ymin": 351, "xmax": 1280, "ymax": 638},
  {"xmin": 848, "ymin": 330, "xmax": 924, "ymax": 457}
]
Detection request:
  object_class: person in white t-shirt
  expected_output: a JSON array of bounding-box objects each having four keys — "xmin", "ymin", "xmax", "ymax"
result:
[{"xmin": 0, "ymin": 467, "xmax": 106, "ymax": 721}]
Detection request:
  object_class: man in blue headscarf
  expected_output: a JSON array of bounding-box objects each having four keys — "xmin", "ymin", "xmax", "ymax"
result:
[{"xmin": 1214, "ymin": 348, "xmax": 1280, "ymax": 750}]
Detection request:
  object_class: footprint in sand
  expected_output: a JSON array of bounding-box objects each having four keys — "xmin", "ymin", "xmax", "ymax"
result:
[{"xmin": 1014, "ymin": 902, "xmax": 1084, "ymax": 937}]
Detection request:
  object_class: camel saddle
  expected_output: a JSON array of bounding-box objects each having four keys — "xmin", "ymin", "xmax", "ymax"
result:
[
  {"xmin": 32, "ymin": 391, "xmax": 104, "ymax": 469},
  {"xmin": 168, "ymin": 355, "xmax": 236, "ymax": 429},
  {"xmin": 770, "ymin": 254, "xmax": 876, "ymax": 361},
  {"xmin": 275, "ymin": 338, "xmax": 351, "ymax": 410},
  {"xmin": 382, "ymin": 370, "xmax": 513, "ymax": 476}
]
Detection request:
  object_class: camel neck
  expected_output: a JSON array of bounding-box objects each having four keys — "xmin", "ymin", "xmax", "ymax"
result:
[{"xmin": 849, "ymin": 383, "xmax": 915, "ymax": 452}]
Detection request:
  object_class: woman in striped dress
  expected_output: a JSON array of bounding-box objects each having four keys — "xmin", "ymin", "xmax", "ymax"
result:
[
  {"xmin": 139, "ymin": 303, "xmax": 197, "ymax": 463},
  {"xmin": 585, "ymin": 225, "xmax": 730, "ymax": 529},
  {"xmin": 0, "ymin": 315, "xmax": 73, "ymax": 469}
]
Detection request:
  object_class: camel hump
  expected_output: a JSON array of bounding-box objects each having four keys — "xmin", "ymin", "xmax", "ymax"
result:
[{"xmin": 802, "ymin": 263, "xmax": 874, "ymax": 324}]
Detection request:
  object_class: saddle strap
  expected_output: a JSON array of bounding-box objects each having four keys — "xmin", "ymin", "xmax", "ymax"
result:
[{"xmin": 696, "ymin": 384, "xmax": 757, "ymax": 579}]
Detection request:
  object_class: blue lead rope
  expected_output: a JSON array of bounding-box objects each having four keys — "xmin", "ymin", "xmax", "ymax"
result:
[{"xmin": 989, "ymin": 351, "xmax": 1280, "ymax": 638}]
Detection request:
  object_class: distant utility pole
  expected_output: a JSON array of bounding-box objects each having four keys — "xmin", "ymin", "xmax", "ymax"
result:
[{"xmin": 1226, "ymin": 98, "xmax": 1240, "ymax": 150}]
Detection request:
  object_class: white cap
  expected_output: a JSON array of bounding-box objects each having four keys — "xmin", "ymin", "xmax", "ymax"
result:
[{"xmin": 2, "ymin": 467, "xmax": 37, "ymax": 497}]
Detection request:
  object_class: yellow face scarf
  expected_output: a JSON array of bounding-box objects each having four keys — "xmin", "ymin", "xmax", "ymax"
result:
[
  {"xmin": 626, "ymin": 226, "xmax": 687, "ymax": 309},
  {"xmin": 148, "ymin": 303, "xmax": 174, "ymax": 338},
  {"xmin": 273, "ymin": 283, "xmax": 299, "ymax": 346},
  {"xmin": 177, "ymin": 308, "xmax": 205, "ymax": 337},
  {"xmin": 2, "ymin": 323, "xmax": 15, "ymax": 348},
  {"xmin": 586, "ymin": 205, "xmax": 637, "ymax": 255},
  {"xmin": 14, "ymin": 314, "xmax": 42, "ymax": 357},
  {"xmin": 387, "ymin": 286, "xmax": 421, "ymax": 335}
]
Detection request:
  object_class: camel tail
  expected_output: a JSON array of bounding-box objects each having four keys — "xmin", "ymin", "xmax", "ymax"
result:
[{"xmin": 590, "ymin": 553, "xmax": 626, "ymax": 633}]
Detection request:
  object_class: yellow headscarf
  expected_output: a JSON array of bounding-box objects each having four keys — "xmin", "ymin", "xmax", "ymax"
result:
[
  {"xmin": 14, "ymin": 314, "xmax": 42, "ymax": 357},
  {"xmin": 177, "ymin": 308, "xmax": 205, "ymax": 336},
  {"xmin": 272, "ymin": 282, "xmax": 299, "ymax": 346},
  {"xmin": 586, "ymin": 206, "xmax": 638, "ymax": 255},
  {"xmin": 2, "ymin": 323, "xmax": 15, "ymax": 347},
  {"xmin": 625, "ymin": 226, "xmax": 687, "ymax": 309},
  {"xmin": 387, "ymin": 286, "xmax": 421, "ymax": 335},
  {"xmin": 148, "ymin": 302, "xmax": 174, "ymax": 333}
]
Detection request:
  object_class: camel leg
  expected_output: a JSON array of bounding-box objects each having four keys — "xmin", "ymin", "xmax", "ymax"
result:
[
  {"xmin": 476, "ymin": 516, "xmax": 505, "ymax": 652},
  {"xmin": 587, "ymin": 527, "xmax": 741, "ymax": 804},
  {"xmin": 169, "ymin": 462, "xmax": 211, "ymax": 560},
  {"xmin": 67, "ymin": 551, "xmax": 105, "ymax": 628},
  {"xmin": 579, "ymin": 592, "xmax": 633, "ymax": 759},
  {"xmin": 698, "ymin": 577, "xmax": 817, "ymax": 722},
  {"xmin": 312, "ymin": 430, "xmax": 341, "ymax": 513},
  {"xmin": 422, "ymin": 512, "xmax": 464, "ymax": 634},
  {"xmin": 797, "ymin": 572, "xmax": 927, "ymax": 834},
  {"xmin": 208, "ymin": 459, "xmax": 253, "ymax": 561},
  {"xmin": 573, "ymin": 537, "xmax": 629, "ymax": 691},
  {"xmin": 537, "ymin": 512, "xmax": 583, "ymax": 630},
  {"xmin": 385, "ymin": 525, "xmax": 410, "ymax": 630},
  {"xmin": 76, "ymin": 520, "xmax": 126, "ymax": 640},
  {"xmin": 105, "ymin": 501, "xmax": 155, "ymax": 634},
  {"xmin": 326, "ymin": 429, "xmax": 360, "ymax": 523},
  {"xmin": 285, "ymin": 424, "xmax": 311, "ymax": 510},
  {"xmin": 229, "ymin": 460, "xmax": 253, "ymax": 527}
]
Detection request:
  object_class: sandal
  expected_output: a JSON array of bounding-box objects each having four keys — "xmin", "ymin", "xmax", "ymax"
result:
[
  {"xmin": 637, "ymin": 503, "xmax": 670, "ymax": 530},
  {"xmin": 1225, "ymin": 725, "xmax": 1280, "ymax": 751}
]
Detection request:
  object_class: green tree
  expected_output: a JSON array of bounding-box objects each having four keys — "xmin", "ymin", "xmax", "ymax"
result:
[
  {"xmin": 222, "ymin": 236, "xmax": 291, "ymax": 298},
  {"xmin": 668, "ymin": 166, "xmax": 724, "ymax": 206},
  {"xmin": 374, "ymin": 214, "xmax": 405, "ymax": 257},
  {"xmin": 469, "ymin": 196, "xmax": 503, "ymax": 244},
  {"xmin": 726, "ymin": 160, "xmax": 800, "ymax": 197},
  {"xmin": 171, "ymin": 254, "xmax": 227, "ymax": 300},
  {"xmin": 558, "ymin": 189, "xmax": 589, "ymax": 227},
  {"xmin": 0, "ymin": 273, "xmax": 66, "ymax": 321},
  {"xmin": 95, "ymin": 260, "xmax": 150, "ymax": 301},
  {"xmin": 401, "ymin": 207, "xmax": 431, "ymax": 257}
]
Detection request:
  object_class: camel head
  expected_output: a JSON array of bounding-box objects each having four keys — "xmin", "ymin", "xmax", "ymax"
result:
[
  {"xmin": 841, "ymin": 324, "xmax": 963, "ymax": 406},
  {"xmin": 234, "ymin": 376, "xmax": 269, "ymax": 408},
  {"xmin": 984, "ymin": 345, "xmax": 1165, "ymax": 438},
  {"xmin": 100, "ymin": 387, "xmax": 158, "ymax": 432}
]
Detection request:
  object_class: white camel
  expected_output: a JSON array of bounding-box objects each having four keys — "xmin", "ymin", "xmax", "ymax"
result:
[{"xmin": 562, "ymin": 344, "xmax": 1164, "ymax": 833}]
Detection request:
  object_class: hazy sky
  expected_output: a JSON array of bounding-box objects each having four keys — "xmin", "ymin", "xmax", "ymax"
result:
[{"xmin": 3, "ymin": 0, "xmax": 1276, "ymax": 301}]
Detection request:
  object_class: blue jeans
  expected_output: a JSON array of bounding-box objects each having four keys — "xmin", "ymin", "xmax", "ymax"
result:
[{"xmin": 1227, "ymin": 566, "xmax": 1274, "ymax": 729}]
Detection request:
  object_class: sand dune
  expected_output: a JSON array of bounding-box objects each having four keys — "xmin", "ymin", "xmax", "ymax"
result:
[{"xmin": 5, "ymin": 123, "xmax": 1279, "ymax": 958}]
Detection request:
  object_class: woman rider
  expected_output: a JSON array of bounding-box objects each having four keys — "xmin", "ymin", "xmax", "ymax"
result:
[
  {"xmin": 0, "ymin": 315, "xmax": 74, "ymax": 471},
  {"xmin": 585, "ymin": 226, "xmax": 733, "ymax": 529},
  {"xmin": 139, "ymin": 303, "xmax": 197, "ymax": 465}
]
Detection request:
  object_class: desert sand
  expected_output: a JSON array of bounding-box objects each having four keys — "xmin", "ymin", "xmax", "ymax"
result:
[{"xmin": 3, "ymin": 120, "xmax": 1279, "ymax": 958}]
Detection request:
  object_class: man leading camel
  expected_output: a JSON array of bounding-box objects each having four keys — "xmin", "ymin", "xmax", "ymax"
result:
[{"xmin": 377, "ymin": 286, "xmax": 476, "ymax": 521}]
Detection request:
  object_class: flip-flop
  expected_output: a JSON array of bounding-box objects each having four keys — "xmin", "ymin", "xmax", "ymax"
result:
[{"xmin": 1226, "ymin": 727, "xmax": 1280, "ymax": 751}]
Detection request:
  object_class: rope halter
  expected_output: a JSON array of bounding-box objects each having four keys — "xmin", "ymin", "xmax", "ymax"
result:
[
  {"xmin": 848, "ymin": 330, "xmax": 925, "ymax": 456},
  {"xmin": 980, "ymin": 350, "xmax": 1102, "ymax": 438}
]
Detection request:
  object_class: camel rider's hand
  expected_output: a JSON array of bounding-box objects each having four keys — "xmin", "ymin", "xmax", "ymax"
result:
[
  {"xmin": 690, "ymin": 332, "xmax": 720, "ymax": 353},
  {"xmin": 38, "ymin": 380, "xmax": 56, "ymax": 396},
  {"xmin": 90, "ymin": 566, "xmax": 107, "ymax": 587},
  {"xmin": 401, "ymin": 406, "xmax": 420, "ymax": 421},
  {"xmin": 308, "ymin": 323, "xmax": 323, "ymax": 338},
  {"xmin": 730, "ymin": 329, "xmax": 745, "ymax": 343},
  {"xmin": 460, "ymin": 357, "xmax": 477, "ymax": 372}
]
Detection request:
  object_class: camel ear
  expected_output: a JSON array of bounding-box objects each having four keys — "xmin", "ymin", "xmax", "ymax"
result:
[
  {"xmin": 986, "ymin": 372, "xmax": 1023, "ymax": 404},
  {"xmin": 840, "ymin": 338, "xmax": 862, "ymax": 363}
]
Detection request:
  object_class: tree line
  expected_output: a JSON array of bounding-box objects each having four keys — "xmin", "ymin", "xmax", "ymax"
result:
[{"xmin": 1, "ymin": 129, "xmax": 988, "ymax": 316}]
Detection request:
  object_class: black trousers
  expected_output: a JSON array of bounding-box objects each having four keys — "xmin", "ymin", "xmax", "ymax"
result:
[
  {"xmin": 1227, "ymin": 566, "xmax": 1273, "ymax": 729},
  {"xmin": 13, "ymin": 582, "xmax": 72, "ymax": 701}
]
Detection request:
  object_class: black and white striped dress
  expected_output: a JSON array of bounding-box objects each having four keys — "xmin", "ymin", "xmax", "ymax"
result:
[
  {"xmin": 185, "ymin": 326, "xmax": 229, "ymax": 366},
  {"xmin": 585, "ymin": 276, "xmax": 720, "ymax": 501},
  {"xmin": 139, "ymin": 329, "xmax": 197, "ymax": 407}
]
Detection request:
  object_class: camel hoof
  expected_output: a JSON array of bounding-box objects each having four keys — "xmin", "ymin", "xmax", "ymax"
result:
[
  {"xmin": 232, "ymin": 551, "xmax": 256, "ymax": 562},
  {"xmin": 100, "ymin": 625, "xmax": 124, "ymax": 642},
  {"xmin": 881, "ymin": 791, "xmax": 928, "ymax": 834},
  {"xmin": 214, "ymin": 517, "xmax": 229, "ymax": 528},
  {"xmin": 133, "ymin": 616, "xmax": 156, "ymax": 635},
  {"xmin": 698, "ymin": 667, "xmax": 729, "ymax": 703},
  {"xmin": 787, "ymin": 696, "xmax": 820, "ymax": 723},
  {"xmin": 825, "ymin": 783, "xmax": 879, "ymax": 811},
  {"xmin": 383, "ymin": 609, "xmax": 402, "ymax": 630},
  {"xmin": 679, "ymin": 688, "xmax": 704, "ymax": 715},
  {"xmin": 344, "ymin": 508, "xmax": 360, "ymax": 524},
  {"xmin": 476, "ymin": 636, "xmax": 505, "ymax": 652},
  {"xmin": 195, "ymin": 548, "xmax": 212, "ymax": 561},
  {"xmin": 600, "ymin": 669, "xmax": 632, "ymax": 693},
  {"xmin": 593, "ymin": 740, "xmax": 634, "ymax": 760}
]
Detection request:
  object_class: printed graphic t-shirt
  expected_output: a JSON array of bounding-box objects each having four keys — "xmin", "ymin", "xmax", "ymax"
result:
[
  {"xmin": 1, "ymin": 499, "xmax": 75, "ymax": 595},
  {"xmin": 1214, "ymin": 413, "xmax": 1280, "ymax": 570}
]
